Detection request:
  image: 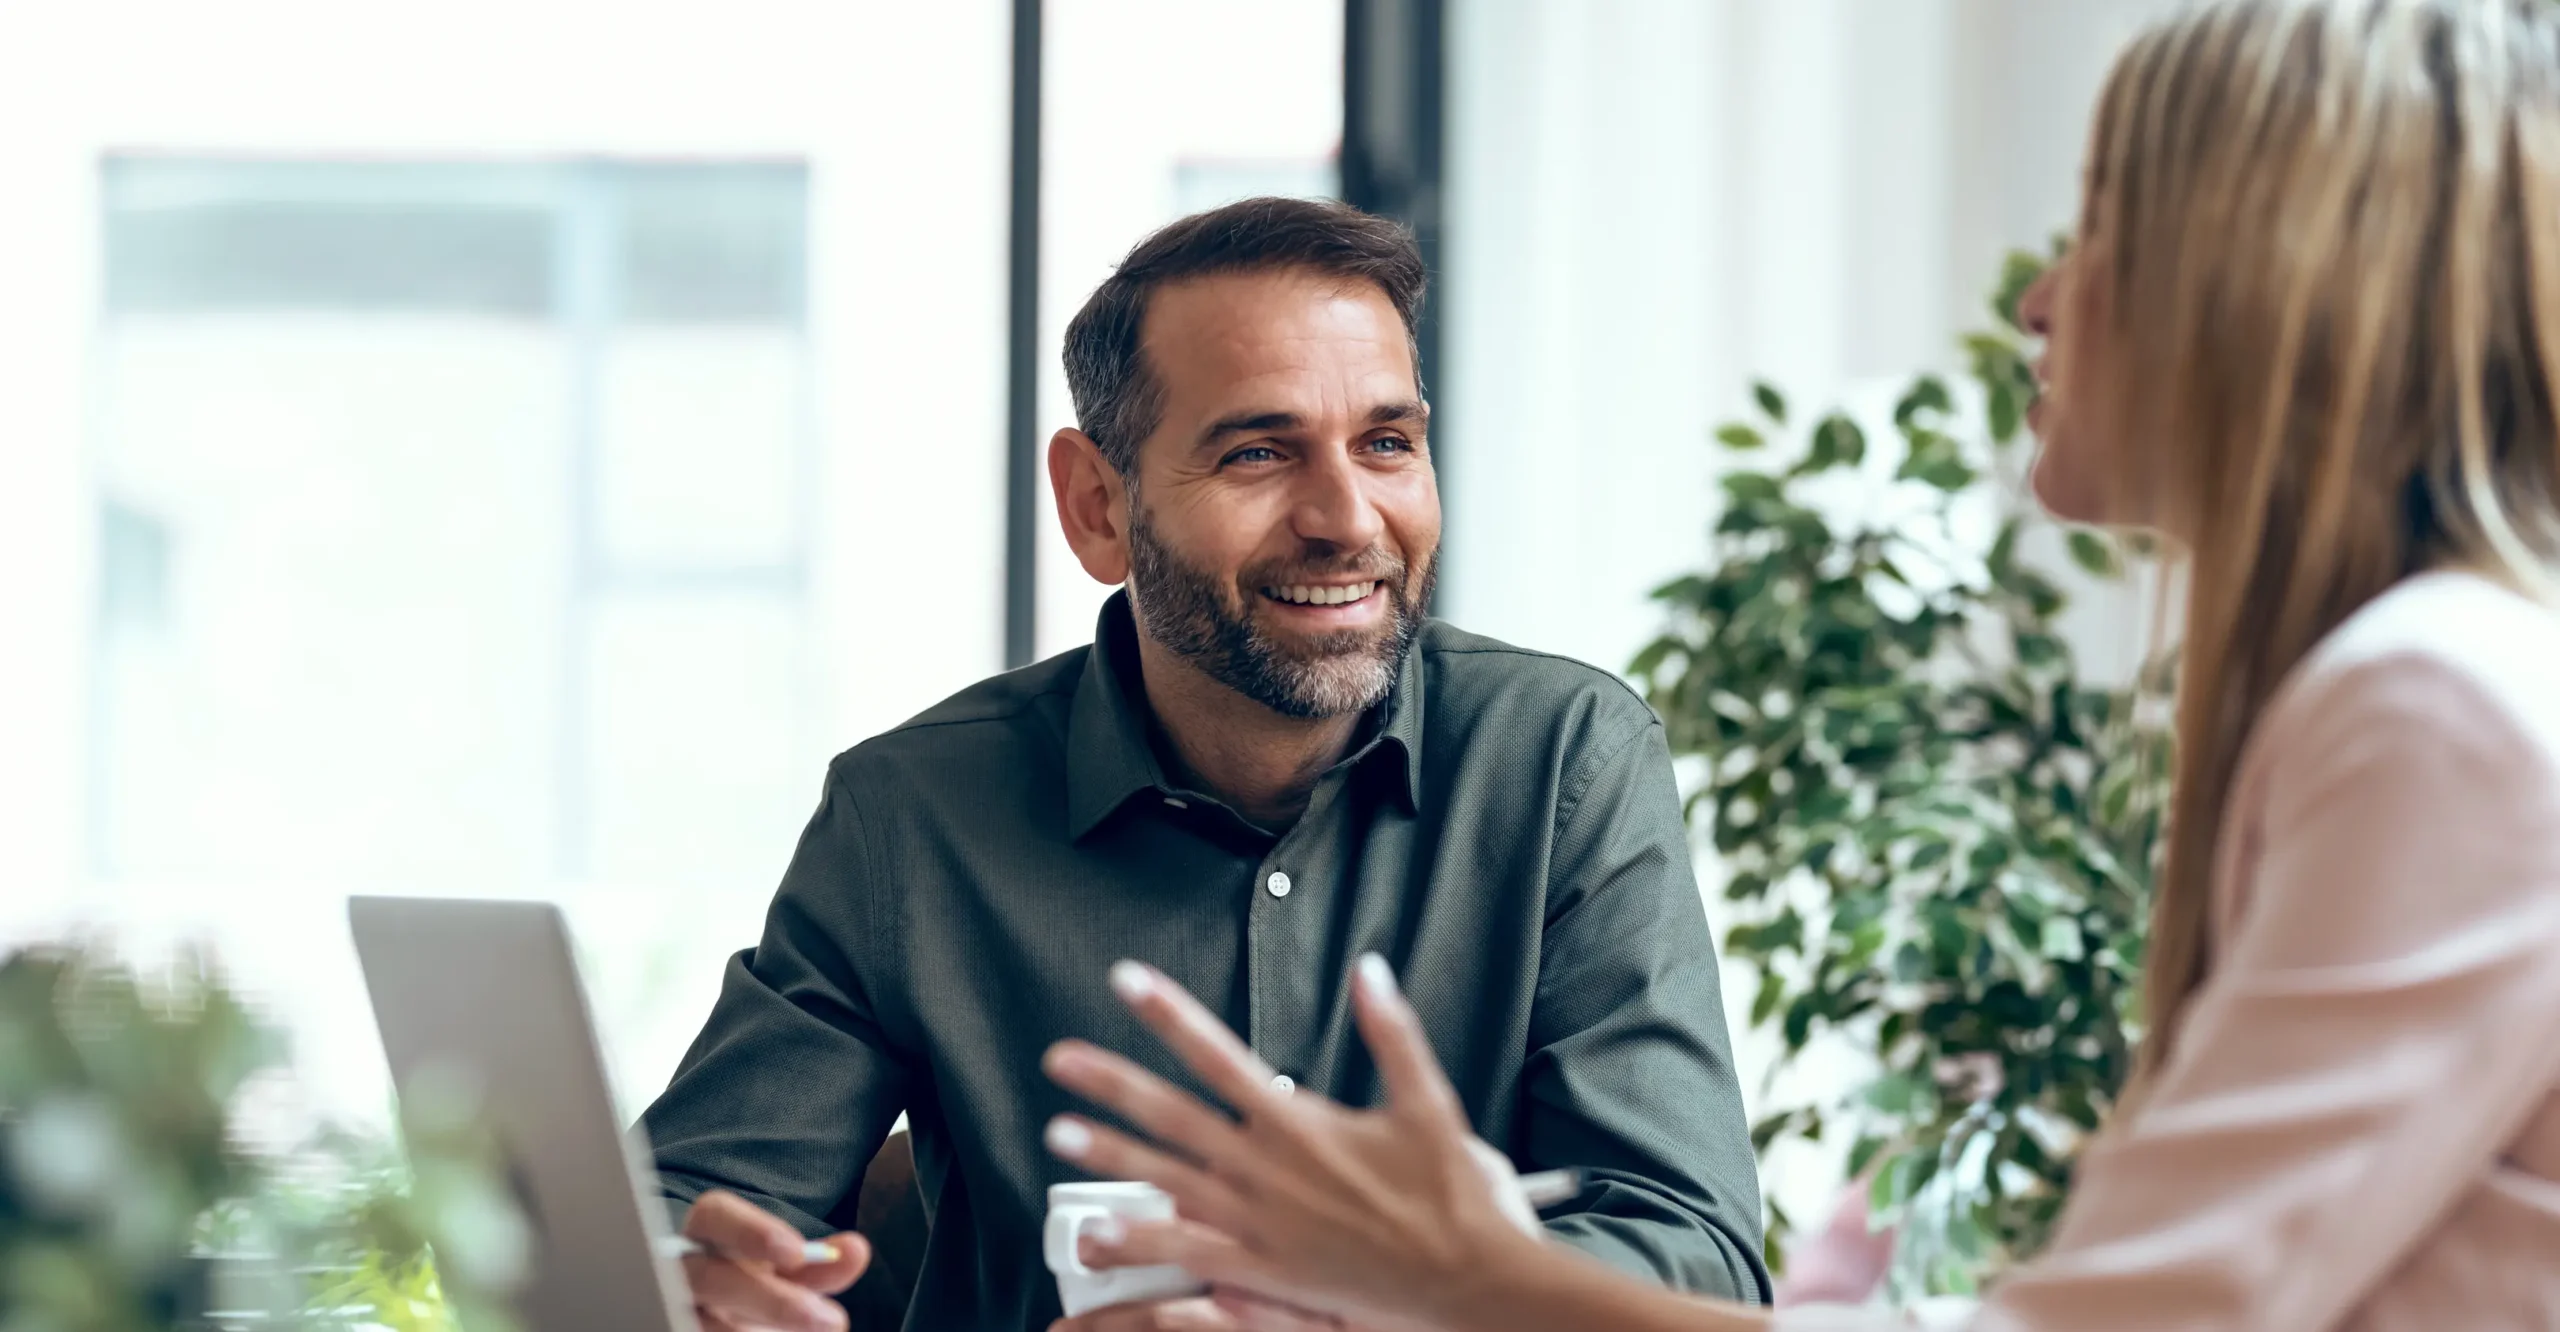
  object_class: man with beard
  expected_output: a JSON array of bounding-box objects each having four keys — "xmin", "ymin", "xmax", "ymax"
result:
[{"xmin": 641, "ymin": 197, "xmax": 1766, "ymax": 1332}]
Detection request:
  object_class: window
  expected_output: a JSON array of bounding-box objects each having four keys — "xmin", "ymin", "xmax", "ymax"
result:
[{"xmin": 91, "ymin": 157, "xmax": 815, "ymax": 1110}]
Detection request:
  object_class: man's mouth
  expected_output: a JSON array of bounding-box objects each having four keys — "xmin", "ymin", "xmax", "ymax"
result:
[{"xmin": 1259, "ymin": 580, "xmax": 1382, "ymax": 608}]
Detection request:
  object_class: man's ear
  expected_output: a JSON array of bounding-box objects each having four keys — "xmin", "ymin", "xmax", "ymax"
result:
[{"xmin": 1048, "ymin": 428, "xmax": 1132, "ymax": 586}]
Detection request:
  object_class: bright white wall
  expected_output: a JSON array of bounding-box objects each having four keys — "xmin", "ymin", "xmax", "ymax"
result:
[
  {"xmin": 1440, "ymin": 0, "xmax": 2181, "ymax": 1226},
  {"xmin": 0, "ymin": 0, "xmax": 1013, "ymax": 1116}
]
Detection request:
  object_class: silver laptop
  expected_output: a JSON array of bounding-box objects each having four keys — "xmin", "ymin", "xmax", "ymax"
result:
[{"xmin": 349, "ymin": 895, "xmax": 699, "ymax": 1332}]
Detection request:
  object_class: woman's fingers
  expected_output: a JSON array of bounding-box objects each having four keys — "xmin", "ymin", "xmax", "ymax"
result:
[
  {"xmin": 1093, "ymin": 1228, "xmax": 1359, "ymax": 1331},
  {"xmin": 1209, "ymin": 1288, "xmax": 1347, "ymax": 1331},
  {"xmin": 1109, "ymin": 961, "xmax": 1287, "ymax": 1114},
  {"xmin": 1079, "ymin": 1217, "xmax": 1268, "ymax": 1285},
  {"xmin": 1348, "ymin": 955, "xmax": 1468, "ymax": 1135},
  {"xmin": 1045, "ymin": 1113, "xmax": 1257, "ymax": 1237},
  {"xmin": 1044, "ymin": 1039, "xmax": 1254, "ymax": 1168}
]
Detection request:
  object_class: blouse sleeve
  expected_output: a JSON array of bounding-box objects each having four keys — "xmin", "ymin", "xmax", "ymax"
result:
[{"xmin": 1971, "ymin": 652, "xmax": 2560, "ymax": 1330}]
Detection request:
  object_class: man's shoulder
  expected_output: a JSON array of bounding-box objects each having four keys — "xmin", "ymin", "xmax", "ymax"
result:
[
  {"xmin": 824, "ymin": 645, "xmax": 1090, "ymax": 789},
  {"xmin": 1414, "ymin": 620, "xmax": 1659, "ymax": 740}
]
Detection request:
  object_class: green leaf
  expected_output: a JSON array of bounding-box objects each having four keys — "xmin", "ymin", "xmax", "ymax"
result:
[
  {"xmin": 1863, "ymin": 1071, "xmax": 1926, "ymax": 1115},
  {"xmin": 1893, "ymin": 375, "xmax": 1954, "ymax": 428},
  {"xmin": 1946, "ymin": 1209, "xmax": 1987, "ymax": 1264},
  {"xmin": 1728, "ymin": 908, "xmax": 1805, "ymax": 958},
  {"xmin": 1649, "ymin": 574, "xmax": 1710, "ymax": 605},
  {"xmin": 1987, "ymin": 381, "xmax": 2021, "ymax": 443},
  {"xmin": 2020, "ymin": 572, "xmax": 2068, "ymax": 618},
  {"xmin": 1753, "ymin": 380, "xmax": 1789, "ymax": 425},
  {"xmin": 1870, "ymin": 1152, "xmax": 1921, "ymax": 1212},
  {"xmin": 1807, "ymin": 415, "xmax": 1867, "ymax": 474},
  {"xmin": 1845, "ymin": 1134, "xmax": 1888, "ymax": 1183},
  {"xmin": 1750, "ymin": 1109, "xmax": 1798, "ymax": 1153},
  {"xmin": 2067, "ymin": 530, "xmax": 2122, "ymax": 577},
  {"xmin": 1913, "ymin": 454, "xmax": 1978, "ymax": 492},
  {"xmin": 1627, "ymin": 637, "xmax": 1676, "ymax": 681},
  {"xmin": 2040, "ymin": 917, "xmax": 2086, "ymax": 961},
  {"xmin": 1718, "ymin": 423, "xmax": 1768, "ymax": 451},
  {"xmin": 1751, "ymin": 969, "xmax": 1787, "ymax": 1026},
  {"xmin": 1987, "ymin": 519, "xmax": 2021, "ymax": 580},
  {"xmin": 1783, "ymin": 995, "xmax": 1818, "ymax": 1050},
  {"xmin": 1721, "ymin": 472, "xmax": 1784, "ymax": 505},
  {"xmin": 1993, "ymin": 249, "xmax": 2048, "ymax": 331}
]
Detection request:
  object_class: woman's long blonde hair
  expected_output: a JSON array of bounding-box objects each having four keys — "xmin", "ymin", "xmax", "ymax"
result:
[{"xmin": 2084, "ymin": 0, "xmax": 2560, "ymax": 1087}]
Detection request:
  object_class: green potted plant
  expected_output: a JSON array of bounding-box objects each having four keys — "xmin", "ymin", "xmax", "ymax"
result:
[{"xmin": 1631, "ymin": 252, "xmax": 2170, "ymax": 1299}]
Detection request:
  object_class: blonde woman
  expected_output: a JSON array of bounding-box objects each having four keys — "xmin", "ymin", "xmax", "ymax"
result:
[{"xmin": 1036, "ymin": 0, "xmax": 2560, "ymax": 1327}]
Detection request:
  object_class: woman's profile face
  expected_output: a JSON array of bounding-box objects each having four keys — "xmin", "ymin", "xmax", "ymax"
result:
[{"xmin": 2019, "ymin": 226, "xmax": 2144, "ymax": 532}]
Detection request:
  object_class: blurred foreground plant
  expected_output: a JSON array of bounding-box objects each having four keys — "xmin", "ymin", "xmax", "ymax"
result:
[
  {"xmin": 1, "ymin": 942, "xmax": 525, "ymax": 1332},
  {"xmin": 1632, "ymin": 251, "xmax": 2170, "ymax": 1298},
  {"xmin": 0, "ymin": 946, "xmax": 280, "ymax": 1330}
]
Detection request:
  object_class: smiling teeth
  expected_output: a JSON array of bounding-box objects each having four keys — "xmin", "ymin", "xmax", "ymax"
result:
[{"xmin": 1269, "ymin": 582, "xmax": 1379, "ymax": 606}]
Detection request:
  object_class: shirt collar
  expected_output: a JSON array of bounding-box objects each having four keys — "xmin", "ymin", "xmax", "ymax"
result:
[{"xmin": 1064, "ymin": 592, "xmax": 1426, "ymax": 841}]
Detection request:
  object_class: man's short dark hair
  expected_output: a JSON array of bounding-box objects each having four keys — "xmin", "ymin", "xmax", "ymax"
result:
[{"xmin": 1062, "ymin": 196, "xmax": 1427, "ymax": 476}]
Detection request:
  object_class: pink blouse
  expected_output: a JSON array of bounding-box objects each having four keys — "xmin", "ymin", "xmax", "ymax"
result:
[{"xmin": 1786, "ymin": 571, "xmax": 2560, "ymax": 1331}]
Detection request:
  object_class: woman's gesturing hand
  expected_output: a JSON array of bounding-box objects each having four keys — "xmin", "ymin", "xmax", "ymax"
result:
[{"xmin": 1040, "ymin": 954, "xmax": 1544, "ymax": 1330}]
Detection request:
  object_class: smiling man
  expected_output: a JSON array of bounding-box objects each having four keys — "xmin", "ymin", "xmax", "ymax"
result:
[{"xmin": 640, "ymin": 197, "xmax": 1767, "ymax": 1332}]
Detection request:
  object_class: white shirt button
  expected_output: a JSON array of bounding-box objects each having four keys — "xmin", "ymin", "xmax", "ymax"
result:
[
  {"xmin": 1265, "ymin": 871, "xmax": 1293, "ymax": 898},
  {"xmin": 1163, "ymin": 796, "xmax": 1188, "ymax": 809},
  {"xmin": 1270, "ymin": 1074, "xmax": 1296, "ymax": 1095}
]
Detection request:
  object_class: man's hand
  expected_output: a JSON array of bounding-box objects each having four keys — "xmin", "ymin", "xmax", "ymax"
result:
[{"xmin": 678, "ymin": 1189, "xmax": 870, "ymax": 1332}]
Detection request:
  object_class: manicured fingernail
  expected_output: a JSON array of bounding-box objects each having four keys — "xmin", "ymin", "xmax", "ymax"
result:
[
  {"xmin": 1046, "ymin": 1117, "xmax": 1094, "ymax": 1158},
  {"xmin": 804, "ymin": 1241, "xmax": 840, "ymax": 1264},
  {"xmin": 1358, "ymin": 953, "xmax": 1398, "ymax": 999},
  {"xmin": 1110, "ymin": 960, "xmax": 1153, "ymax": 1000}
]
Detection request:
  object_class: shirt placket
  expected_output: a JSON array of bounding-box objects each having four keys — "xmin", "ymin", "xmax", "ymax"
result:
[{"xmin": 1245, "ymin": 769, "xmax": 1355, "ymax": 1101}]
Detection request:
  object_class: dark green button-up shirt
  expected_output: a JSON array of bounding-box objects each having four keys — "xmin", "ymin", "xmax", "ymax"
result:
[{"xmin": 642, "ymin": 595, "xmax": 1768, "ymax": 1329}]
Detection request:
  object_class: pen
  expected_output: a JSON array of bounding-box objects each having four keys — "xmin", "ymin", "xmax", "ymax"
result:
[
  {"xmin": 654, "ymin": 1235, "xmax": 845, "ymax": 1265},
  {"xmin": 1517, "ymin": 1167, "xmax": 1583, "ymax": 1209}
]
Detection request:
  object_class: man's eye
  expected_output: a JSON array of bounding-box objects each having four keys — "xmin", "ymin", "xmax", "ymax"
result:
[
  {"xmin": 1367, "ymin": 435, "xmax": 1416, "ymax": 454},
  {"xmin": 1222, "ymin": 445, "xmax": 1283, "ymax": 466}
]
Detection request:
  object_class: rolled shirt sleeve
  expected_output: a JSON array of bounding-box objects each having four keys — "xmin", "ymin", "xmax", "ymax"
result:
[{"xmin": 1527, "ymin": 716, "xmax": 1773, "ymax": 1302}]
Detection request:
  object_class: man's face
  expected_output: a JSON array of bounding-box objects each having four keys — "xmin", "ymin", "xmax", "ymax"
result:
[{"xmin": 1122, "ymin": 268, "xmax": 1440, "ymax": 719}]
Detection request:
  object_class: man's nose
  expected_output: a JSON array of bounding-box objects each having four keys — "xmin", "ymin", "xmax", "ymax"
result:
[{"xmin": 1290, "ymin": 447, "xmax": 1387, "ymax": 552}]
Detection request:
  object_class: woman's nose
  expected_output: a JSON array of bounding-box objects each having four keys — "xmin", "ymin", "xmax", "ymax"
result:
[{"xmin": 2018, "ymin": 265, "xmax": 2058, "ymax": 338}]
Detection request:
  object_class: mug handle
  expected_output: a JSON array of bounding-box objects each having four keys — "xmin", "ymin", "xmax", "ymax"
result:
[{"xmin": 1044, "ymin": 1203, "xmax": 1112, "ymax": 1277}]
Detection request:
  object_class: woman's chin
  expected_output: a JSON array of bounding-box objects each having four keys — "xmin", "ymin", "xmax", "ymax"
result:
[{"xmin": 2028, "ymin": 445, "xmax": 2110, "ymax": 528}]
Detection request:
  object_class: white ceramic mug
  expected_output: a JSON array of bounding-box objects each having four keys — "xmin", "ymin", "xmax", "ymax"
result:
[{"xmin": 1044, "ymin": 1180, "xmax": 1207, "ymax": 1317}]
